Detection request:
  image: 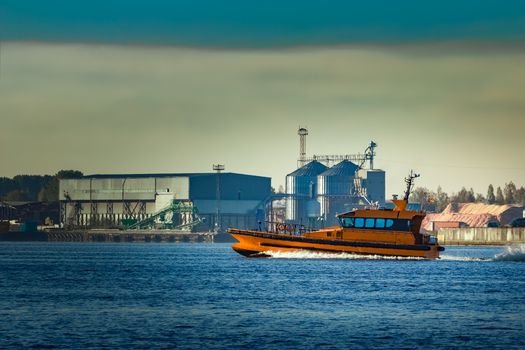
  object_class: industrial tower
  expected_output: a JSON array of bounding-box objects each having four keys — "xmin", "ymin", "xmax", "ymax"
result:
[
  {"xmin": 297, "ymin": 127, "xmax": 308, "ymax": 167},
  {"xmin": 288, "ymin": 129, "xmax": 385, "ymax": 225}
]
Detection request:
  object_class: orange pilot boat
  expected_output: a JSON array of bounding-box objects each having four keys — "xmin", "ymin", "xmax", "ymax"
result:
[{"xmin": 229, "ymin": 171, "xmax": 444, "ymax": 259}]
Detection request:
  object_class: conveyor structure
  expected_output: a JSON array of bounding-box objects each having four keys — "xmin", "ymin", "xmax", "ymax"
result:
[{"xmin": 125, "ymin": 200, "xmax": 203, "ymax": 230}]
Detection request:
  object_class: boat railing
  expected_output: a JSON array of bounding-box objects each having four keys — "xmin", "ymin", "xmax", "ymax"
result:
[
  {"xmin": 258, "ymin": 221, "xmax": 317, "ymax": 236},
  {"xmin": 421, "ymin": 233, "xmax": 438, "ymax": 245}
]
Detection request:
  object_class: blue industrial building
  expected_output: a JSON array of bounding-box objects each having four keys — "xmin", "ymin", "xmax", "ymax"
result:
[{"xmin": 59, "ymin": 172, "xmax": 271, "ymax": 231}]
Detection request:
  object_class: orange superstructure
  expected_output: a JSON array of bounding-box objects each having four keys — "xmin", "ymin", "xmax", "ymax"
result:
[{"xmin": 229, "ymin": 172, "xmax": 444, "ymax": 259}]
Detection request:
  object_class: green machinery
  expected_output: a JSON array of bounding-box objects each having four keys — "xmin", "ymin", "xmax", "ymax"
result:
[{"xmin": 123, "ymin": 200, "xmax": 203, "ymax": 230}]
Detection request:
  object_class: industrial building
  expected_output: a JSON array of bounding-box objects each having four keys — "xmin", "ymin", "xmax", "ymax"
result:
[
  {"xmin": 0, "ymin": 201, "xmax": 59, "ymax": 226},
  {"xmin": 59, "ymin": 172, "xmax": 271, "ymax": 231},
  {"xmin": 285, "ymin": 128, "xmax": 386, "ymax": 226},
  {"xmin": 59, "ymin": 128, "xmax": 385, "ymax": 231}
]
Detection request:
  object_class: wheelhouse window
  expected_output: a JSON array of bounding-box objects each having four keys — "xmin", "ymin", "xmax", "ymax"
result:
[
  {"xmin": 340, "ymin": 217, "xmax": 412, "ymax": 231},
  {"xmin": 341, "ymin": 218, "xmax": 355, "ymax": 228}
]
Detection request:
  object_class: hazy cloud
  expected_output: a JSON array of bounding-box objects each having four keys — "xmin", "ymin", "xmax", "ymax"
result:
[{"xmin": 1, "ymin": 42, "xmax": 524, "ymax": 194}]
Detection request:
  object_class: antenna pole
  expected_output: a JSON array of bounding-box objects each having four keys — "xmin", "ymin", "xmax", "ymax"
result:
[{"xmin": 404, "ymin": 170, "xmax": 420, "ymax": 201}]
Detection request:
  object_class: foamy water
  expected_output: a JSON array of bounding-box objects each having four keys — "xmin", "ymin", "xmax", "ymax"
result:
[
  {"xmin": 442, "ymin": 244, "xmax": 525, "ymax": 262},
  {"xmin": 493, "ymin": 245, "xmax": 525, "ymax": 262},
  {"xmin": 265, "ymin": 245, "xmax": 525, "ymax": 262},
  {"xmin": 265, "ymin": 250, "xmax": 425, "ymax": 260},
  {"xmin": 439, "ymin": 255, "xmax": 488, "ymax": 261}
]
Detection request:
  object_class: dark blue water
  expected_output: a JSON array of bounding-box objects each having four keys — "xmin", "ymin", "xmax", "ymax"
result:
[{"xmin": 1, "ymin": 243, "xmax": 524, "ymax": 349}]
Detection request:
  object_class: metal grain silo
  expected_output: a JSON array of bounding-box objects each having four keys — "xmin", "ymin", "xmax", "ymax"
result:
[
  {"xmin": 285, "ymin": 160, "xmax": 327, "ymax": 223},
  {"xmin": 318, "ymin": 160, "xmax": 359, "ymax": 225}
]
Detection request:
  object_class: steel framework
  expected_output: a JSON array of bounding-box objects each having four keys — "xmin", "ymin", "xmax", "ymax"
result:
[
  {"xmin": 125, "ymin": 200, "xmax": 203, "ymax": 230},
  {"xmin": 302, "ymin": 141, "xmax": 377, "ymax": 169}
]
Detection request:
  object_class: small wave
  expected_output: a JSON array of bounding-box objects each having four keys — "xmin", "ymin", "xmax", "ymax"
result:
[
  {"xmin": 493, "ymin": 245, "xmax": 525, "ymax": 262},
  {"xmin": 439, "ymin": 255, "xmax": 488, "ymax": 262},
  {"xmin": 264, "ymin": 250, "xmax": 424, "ymax": 260}
]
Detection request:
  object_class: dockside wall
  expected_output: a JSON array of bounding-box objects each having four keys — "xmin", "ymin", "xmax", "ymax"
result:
[
  {"xmin": 0, "ymin": 229, "xmax": 215, "ymax": 243},
  {"xmin": 437, "ymin": 228, "xmax": 525, "ymax": 245}
]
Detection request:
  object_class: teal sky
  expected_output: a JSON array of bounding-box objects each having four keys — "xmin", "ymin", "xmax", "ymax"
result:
[
  {"xmin": 2, "ymin": 1, "xmax": 525, "ymax": 46},
  {"xmin": 1, "ymin": 1, "xmax": 524, "ymax": 195}
]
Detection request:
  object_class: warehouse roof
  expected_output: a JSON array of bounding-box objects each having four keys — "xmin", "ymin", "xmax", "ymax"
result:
[
  {"xmin": 422, "ymin": 202, "xmax": 524, "ymax": 231},
  {"xmin": 442, "ymin": 202, "xmax": 521, "ymax": 216},
  {"xmin": 83, "ymin": 172, "xmax": 269, "ymax": 179}
]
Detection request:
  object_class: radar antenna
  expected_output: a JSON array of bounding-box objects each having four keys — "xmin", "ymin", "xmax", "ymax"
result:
[{"xmin": 403, "ymin": 170, "xmax": 420, "ymax": 201}]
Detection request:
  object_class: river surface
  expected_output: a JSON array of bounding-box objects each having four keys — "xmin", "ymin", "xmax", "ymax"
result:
[{"xmin": 1, "ymin": 243, "xmax": 524, "ymax": 349}]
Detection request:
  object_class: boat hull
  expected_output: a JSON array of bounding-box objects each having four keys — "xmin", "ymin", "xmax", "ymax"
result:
[{"xmin": 230, "ymin": 229, "xmax": 443, "ymax": 259}]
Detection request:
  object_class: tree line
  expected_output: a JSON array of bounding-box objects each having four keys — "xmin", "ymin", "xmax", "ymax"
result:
[
  {"xmin": 410, "ymin": 182, "xmax": 525, "ymax": 212},
  {"xmin": 0, "ymin": 170, "xmax": 83, "ymax": 202}
]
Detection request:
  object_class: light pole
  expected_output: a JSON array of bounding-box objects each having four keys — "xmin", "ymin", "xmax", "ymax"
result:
[
  {"xmin": 213, "ymin": 164, "xmax": 225, "ymax": 233},
  {"xmin": 121, "ymin": 178, "xmax": 127, "ymax": 221},
  {"xmin": 63, "ymin": 191, "xmax": 70, "ymax": 229}
]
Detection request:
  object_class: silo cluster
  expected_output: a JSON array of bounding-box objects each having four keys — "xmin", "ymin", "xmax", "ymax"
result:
[
  {"xmin": 286, "ymin": 160, "xmax": 385, "ymax": 226},
  {"xmin": 318, "ymin": 160, "xmax": 360, "ymax": 226},
  {"xmin": 285, "ymin": 161, "xmax": 327, "ymax": 223}
]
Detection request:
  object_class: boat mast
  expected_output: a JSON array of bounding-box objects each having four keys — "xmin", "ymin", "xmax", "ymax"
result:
[{"xmin": 403, "ymin": 170, "xmax": 420, "ymax": 201}]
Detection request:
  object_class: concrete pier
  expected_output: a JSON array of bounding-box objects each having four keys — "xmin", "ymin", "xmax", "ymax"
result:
[
  {"xmin": 1, "ymin": 229, "xmax": 215, "ymax": 243},
  {"xmin": 437, "ymin": 227, "xmax": 525, "ymax": 245}
]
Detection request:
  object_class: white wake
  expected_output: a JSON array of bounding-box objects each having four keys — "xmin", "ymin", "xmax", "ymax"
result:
[
  {"xmin": 263, "ymin": 245, "xmax": 525, "ymax": 262},
  {"xmin": 264, "ymin": 250, "xmax": 425, "ymax": 260},
  {"xmin": 493, "ymin": 245, "xmax": 525, "ymax": 262},
  {"xmin": 439, "ymin": 255, "xmax": 488, "ymax": 261}
]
